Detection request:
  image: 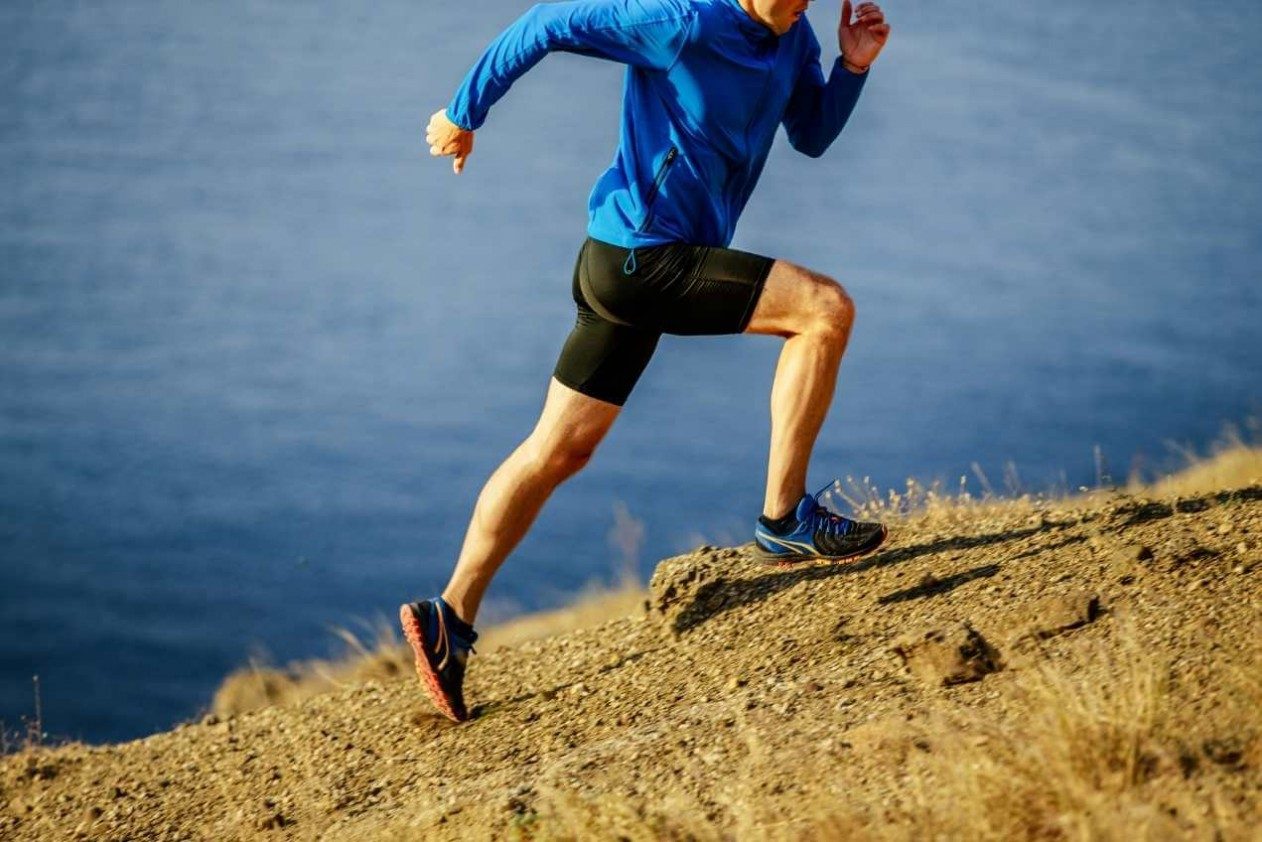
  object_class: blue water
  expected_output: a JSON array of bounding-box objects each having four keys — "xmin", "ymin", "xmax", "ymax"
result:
[{"xmin": 2, "ymin": 0, "xmax": 1259, "ymax": 744}]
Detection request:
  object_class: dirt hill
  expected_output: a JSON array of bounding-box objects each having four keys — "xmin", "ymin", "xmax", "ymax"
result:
[{"xmin": 3, "ymin": 458, "xmax": 1261, "ymax": 840}]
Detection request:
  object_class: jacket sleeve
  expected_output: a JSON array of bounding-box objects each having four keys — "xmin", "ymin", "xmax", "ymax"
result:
[
  {"xmin": 780, "ymin": 29, "xmax": 868, "ymax": 158},
  {"xmin": 446, "ymin": 0, "xmax": 694, "ymax": 131}
]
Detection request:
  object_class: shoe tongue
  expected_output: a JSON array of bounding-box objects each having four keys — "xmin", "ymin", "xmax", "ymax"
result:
[{"xmin": 794, "ymin": 493, "xmax": 818, "ymax": 523}]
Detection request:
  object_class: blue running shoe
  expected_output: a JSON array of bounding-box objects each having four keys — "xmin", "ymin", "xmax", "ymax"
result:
[
  {"xmin": 754, "ymin": 482, "xmax": 888, "ymax": 565},
  {"xmin": 399, "ymin": 598, "xmax": 478, "ymax": 722}
]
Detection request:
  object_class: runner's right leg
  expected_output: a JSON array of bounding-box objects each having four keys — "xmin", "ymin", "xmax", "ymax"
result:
[
  {"xmin": 742, "ymin": 259, "xmax": 856, "ymax": 522},
  {"xmin": 743, "ymin": 259, "xmax": 887, "ymax": 563}
]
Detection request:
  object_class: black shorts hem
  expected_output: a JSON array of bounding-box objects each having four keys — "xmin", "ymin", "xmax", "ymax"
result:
[
  {"xmin": 735, "ymin": 257, "xmax": 775, "ymax": 333},
  {"xmin": 549, "ymin": 370, "xmax": 630, "ymax": 408}
]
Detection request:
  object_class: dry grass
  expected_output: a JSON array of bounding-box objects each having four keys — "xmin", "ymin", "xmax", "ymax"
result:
[
  {"xmin": 0, "ymin": 676, "xmax": 47, "ymax": 757},
  {"xmin": 883, "ymin": 646, "xmax": 1197, "ymax": 840},
  {"xmin": 838, "ymin": 421, "xmax": 1261, "ymax": 525},
  {"xmin": 1140, "ymin": 443, "xmax": 1262, "ymax": 498}
]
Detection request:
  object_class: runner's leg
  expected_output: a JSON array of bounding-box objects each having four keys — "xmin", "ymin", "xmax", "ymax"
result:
[
  {"xmin": 576, "ymin": 239, "xmax": 853, "ymax": 523},
  {"xmin": 741, "ymin": 260, "xmax": 855, "ymax": 521},
  {"xmin": 441, "ymin": 376, "xmax": 620, "ymax": 624},
  {"xmin": 440, "ymin": 238, "xmax": 660, "ymax": 624}
]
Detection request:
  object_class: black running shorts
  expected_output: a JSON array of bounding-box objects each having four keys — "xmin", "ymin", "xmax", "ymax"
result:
[{"xmin": 552, "ymin": 236, "xmax": 774, "ymax": 407}]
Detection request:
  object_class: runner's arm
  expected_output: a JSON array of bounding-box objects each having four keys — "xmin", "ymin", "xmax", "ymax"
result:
[
  {"xmin": 780, "ymin": 35, "xmax": 868, "ymax": 158},
  {"xmin": 446, "ymin": 0, "xmax": 694, "ymax": 132}
]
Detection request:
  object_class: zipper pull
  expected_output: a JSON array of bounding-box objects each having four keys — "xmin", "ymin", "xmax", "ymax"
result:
[{"xmin": 623, "ymin": 248, "xmax": 638, "ymax": 275}]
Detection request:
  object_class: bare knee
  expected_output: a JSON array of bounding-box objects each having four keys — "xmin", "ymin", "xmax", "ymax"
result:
[
  {"xmin": 807, "ymin": 276, "xmax": 855, "ymax": 339},
  {"xmin": 527, "ymin": 435, "xmax": 598, "ymax": 479}
]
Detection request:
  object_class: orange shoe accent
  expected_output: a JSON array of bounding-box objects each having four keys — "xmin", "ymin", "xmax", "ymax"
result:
[{"xmin": 399, "ymin": 603, "xmax": 466, "ymax": 723}]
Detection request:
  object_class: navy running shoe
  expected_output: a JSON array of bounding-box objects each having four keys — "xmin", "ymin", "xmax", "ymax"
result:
[
  {"xmin": 754, "ymin": 482, "xmax": 888, "ymax": 565},
  {"xmin": 399, "ymin": 598, "xmax": 478, "ymax": 723}
]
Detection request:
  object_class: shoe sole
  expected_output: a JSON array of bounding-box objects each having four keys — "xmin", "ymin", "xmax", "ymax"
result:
[
  {"xmin": 754, "ymin": 523, "xmax": 889, "ymax": 568},
  {"xmin": 398, "ymin": 603, "xmax": 466, "ymax": 723}
]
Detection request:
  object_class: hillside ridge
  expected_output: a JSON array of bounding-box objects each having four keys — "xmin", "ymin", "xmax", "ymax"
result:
[{"xmin": 3, "ymin": 475, "xmax": 1260, "ymax": 840}]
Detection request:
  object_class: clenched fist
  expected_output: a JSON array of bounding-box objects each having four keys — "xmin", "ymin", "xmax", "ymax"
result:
[
  {"xmin": 839, "ymin": 0, "xmax": 891, "ymax": 70},
  {"xmin": 426, "ymin": 109, "xmax": 475, "ymax": 175}
]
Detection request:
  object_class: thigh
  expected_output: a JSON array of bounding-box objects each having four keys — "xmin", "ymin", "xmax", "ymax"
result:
[
  {"xmin": 741, "ymin": 258, "xmax": 849, "ymax": 338},
  {"xmin": 581, "ymin": 238, "xmax": 774, "ymax": 336},
  {"xmin": 533, "ymin": 375, "xmax": 623, "ymax": 456}
]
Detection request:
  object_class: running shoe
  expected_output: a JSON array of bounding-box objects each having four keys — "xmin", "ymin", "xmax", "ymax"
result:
[
  {"xmin": 754, "ymin": 481, "xmax": 888, "ymax": 564},
  {"xmin": 399, "ymin": 598, "xmax": 478, "ymax": 723}
]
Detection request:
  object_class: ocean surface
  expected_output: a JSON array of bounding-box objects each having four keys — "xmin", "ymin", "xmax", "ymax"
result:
[{"xmin": 2, "ymin": 0, "xmax": 1259, "ymax": 744}]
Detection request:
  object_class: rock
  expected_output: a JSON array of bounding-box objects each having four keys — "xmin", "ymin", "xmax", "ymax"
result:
[
  {"xmin": 648, "ymin": 551, "xmax": 741, "ymax": 633},
  {"xmin": 1161, "ymin": 535, "xmax": 1220, "ymax": 567},
  {"xmin": 1202, "ymin": 738, "xmax": 1246, "ymax": 769},
  {"xmin": 1020, "ymin": 591, "xmax": 1103, "ymax": 640},
  {"xmin": 1110, "ymin": 500, "xmax": 1174, "ymax": 528},
  {"xmin": 891, "ymin": 624, "xmax": 1003, "ymax": 686},
  {"xmin": 1109, "ymin": 544, "xmax": 1153, "ymax": 577},
  {"xmin": 257, "ymin": 811, "xmax": 289, "ymax": 831}
]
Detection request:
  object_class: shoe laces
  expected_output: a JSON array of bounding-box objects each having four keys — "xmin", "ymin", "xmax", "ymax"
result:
[
  {"xmin": 432, "ymin": 601, "xmax": 476, "ymax": 671},
  {"xmin": 805, "ymin": 481, "xmax": 855, "ymax": 537}
]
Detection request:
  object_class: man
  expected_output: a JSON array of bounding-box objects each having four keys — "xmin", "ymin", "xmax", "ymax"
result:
[{"xmin": 402, "ymin": 0, "xmax": 891, "ymax": 723}]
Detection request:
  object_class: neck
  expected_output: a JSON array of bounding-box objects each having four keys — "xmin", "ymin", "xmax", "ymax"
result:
[{"xmin": 735, "ymin": 0, "xmax": 778, "ymax": 34}]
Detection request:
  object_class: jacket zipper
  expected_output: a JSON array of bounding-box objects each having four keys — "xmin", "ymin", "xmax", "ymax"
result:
[
  {"xmin": 624, "ymin": 145, "xmax": 679, "ymax": 274},
  {"xmin": 639, "ymin": 145, "xmax": 678, "ymax": 233}
]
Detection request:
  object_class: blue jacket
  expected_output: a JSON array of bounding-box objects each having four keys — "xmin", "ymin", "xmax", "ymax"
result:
[{"xmin": 446, "ymin": 0, "xmax": 868, "ymax": 249}]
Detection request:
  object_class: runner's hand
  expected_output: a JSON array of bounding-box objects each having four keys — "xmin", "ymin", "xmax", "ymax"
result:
[
  {"xmin": 838, "ymin": 0, "xmax": 891, "ymax": 68},
  {"xmin": 426, "ymin": 109, "xmax": 475, "ymax": 175}
]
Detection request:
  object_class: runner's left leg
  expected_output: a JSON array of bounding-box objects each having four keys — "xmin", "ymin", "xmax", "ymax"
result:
[
  {"xmin": 440, "ymin": 237, "xmax": 661, "ymax": 624},
  {"xmin": 441, "ymin": 376, "xmax": 620, "ymax": 624}
]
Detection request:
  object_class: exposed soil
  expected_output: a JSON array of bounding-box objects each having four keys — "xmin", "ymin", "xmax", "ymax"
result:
[{"xmin": 3, "ymin": 484, "xmax": 1260, "ymax": 840}]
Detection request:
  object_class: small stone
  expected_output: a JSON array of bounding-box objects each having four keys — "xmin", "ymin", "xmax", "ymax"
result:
[
  {"xmin": 1111, "ymin": 544, "xmax": 1153, "ymax": 566},
  {"xmin": 1021, "ymin": 592, "xmax": 1103, "ymax": 640},
  {"xmin": 891, "ymin": 623, "xmax": 1003, "ymax": 686}
]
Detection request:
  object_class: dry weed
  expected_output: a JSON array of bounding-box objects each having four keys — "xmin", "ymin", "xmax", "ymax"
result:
[{"xmin": 795, "ymin": 630, "xmax": 1260, "ymax": 841}]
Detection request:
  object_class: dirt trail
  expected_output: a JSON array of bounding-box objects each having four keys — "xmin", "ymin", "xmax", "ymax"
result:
[{"xmin": 3, "ymin": 484, "xmax": 1261, "ymax": 840}]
